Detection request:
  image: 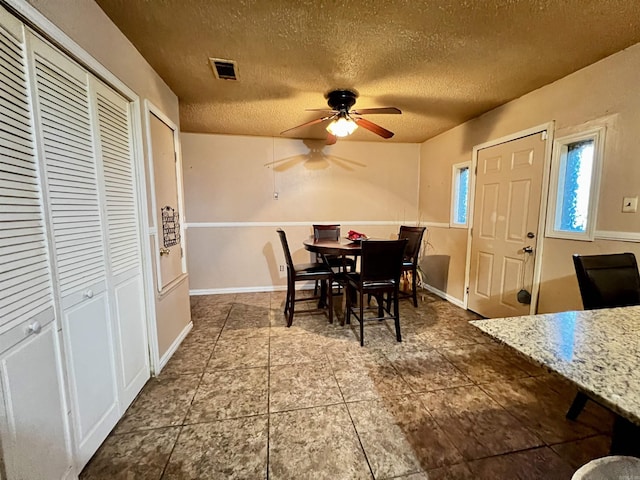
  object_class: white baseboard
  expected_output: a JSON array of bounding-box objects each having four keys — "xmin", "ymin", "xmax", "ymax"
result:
[
  {"xmin": 423, "ymin": 284, "xmax": 466, "ymax": 309},
  {"xmin": 190, "ymin": 284, "xmax": 317, "ymax": 296},
  {"xmin": 156, "ymin": 320, "xmax": 193, "ymax": 374}
]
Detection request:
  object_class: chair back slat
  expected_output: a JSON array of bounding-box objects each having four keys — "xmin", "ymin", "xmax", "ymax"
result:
[
  {"xmin": 313, "ymin": 224, "xmax": 341, "ymax": 241},
  {"xmin": 399, "ymin": 225, "xmax": 426, "ymax": 262},
  {"xmin": 277, "ymin": 229, "xmax": 295, "ymax": 270},
  {"xmin": 573, "ymin": 252, "xmax": 640, "ymax": 310},
  {"xmin": 360, "ymin": 239, "xmax": 408, "ymax": 284}
]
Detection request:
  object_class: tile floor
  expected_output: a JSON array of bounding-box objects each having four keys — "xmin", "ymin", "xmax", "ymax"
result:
[{"xmin": 80, "ymin": 291, "xmax": 614, "ymax": 479}]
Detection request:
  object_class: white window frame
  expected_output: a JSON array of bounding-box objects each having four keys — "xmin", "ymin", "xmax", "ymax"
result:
[
  {"xmin": 450, "ymin": 161, "xmax": 471, "ymax": 228},
  {"xmin": 546, "ymin": 126, "xmax": 605, "ymax": 241}
]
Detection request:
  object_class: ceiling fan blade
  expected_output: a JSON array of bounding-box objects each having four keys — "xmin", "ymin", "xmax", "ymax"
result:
[
  {"xmin": 353, "ymin": 117, "xmax": 394, "ymax": 139},
  {"xmin": 351, "ymin": 107, "xmax": 401, "ymax": 115},
  {"xmin": 326, "ymin": 133, "xmax": 337, "ymax": 145},
  {"xmin": 306, "ymin": 109, "xmax": 338, "ymax": 113},
  {"xmin": 280, "ymin": 115, "xmax": 333, "ymax": 135}
]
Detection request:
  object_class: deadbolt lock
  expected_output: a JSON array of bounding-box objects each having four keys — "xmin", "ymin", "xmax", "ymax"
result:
[{"xmin": 527, "ymin": 232, "xmax": 535, "ymax": 238}]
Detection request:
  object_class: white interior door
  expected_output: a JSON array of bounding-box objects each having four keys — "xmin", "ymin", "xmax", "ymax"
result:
[
  {"xmin": 468, "ymin": 132, "xmax": 547, "ymax": 318},
  {"xmin": 28, "ymin": 34, "xmax": 119, "ymax": 468},
  {"xmin": 93, "ymin": 80, "xmax": 149, "ymax": 411},
  {"xmin": 0, "ymin": 8, "xmax": 73, "ymax": 478},
  {"xmin": 149, "ymin": 113, "xmax": 183, "ymax": 290}
]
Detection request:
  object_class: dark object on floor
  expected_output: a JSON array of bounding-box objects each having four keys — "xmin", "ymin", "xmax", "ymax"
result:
[
  {"xmin": 277, "ymin": 229, "xmax": 334, "ymax": 326},
  {"xmin": 398, "ymin": 225, "xmax": 426, "ymax": 307},
  {"xmin": 345, "ymin": 239, "xmax": 407, "ymax": 346}
]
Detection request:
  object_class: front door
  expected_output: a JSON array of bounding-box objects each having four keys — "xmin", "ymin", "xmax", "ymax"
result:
[{"xmin": 467, "ymin": 132, "xmax": 547, "ymax": 318}]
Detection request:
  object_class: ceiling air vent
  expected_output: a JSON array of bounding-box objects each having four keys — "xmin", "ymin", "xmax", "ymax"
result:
[{"xmin": 209, "ymin": 58, "xmax": 238, "ymax": 80}]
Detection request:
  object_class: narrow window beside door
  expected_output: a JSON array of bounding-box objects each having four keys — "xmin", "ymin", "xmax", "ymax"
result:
[
  {"xmin": 547, "ymin": 127, "xmax": 605, "ymax": 241},
  {"xmin": 450, "ymin": 161, "xmax": 470, "ymax": 228}
]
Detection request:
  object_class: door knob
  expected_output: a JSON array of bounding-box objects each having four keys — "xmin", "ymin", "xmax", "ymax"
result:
[
  {"xmin": 522, "ymin": 246, "xmax": 534, "ymax": 254},
  {"xmin": 159, "ymin": 247, "xmax": 170, "ymax": 256},
  {"xmin": 26, "ymin": 321, "xmax": 42, "ymax": 335}
]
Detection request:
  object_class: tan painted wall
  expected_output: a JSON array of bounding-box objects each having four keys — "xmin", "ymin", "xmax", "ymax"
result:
[
  {"xmin": 25, "ymin": 0, "xmax": 190, "ymax": 359},
  {"xmin": 419, "ymin": 41, "xmax": 640, "ymax": 313},
  {"xmin": 182, "ymin": 134, "xmax": 420, "ymax": 291}
]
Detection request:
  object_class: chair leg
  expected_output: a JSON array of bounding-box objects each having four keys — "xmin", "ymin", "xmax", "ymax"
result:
[
  {"xmin": 412, "ymin": 267, "xmax": 418, "ymax": 307},
  {"xmin": 314, "ymin": 280, "xmax": 319, "ymax": 296},
  {"xmin": 287, "ymin": 280, "xmax": 296, "ymax": 327},
  {"xmin": 345, "ymin": 285, "xmax": 352, "ymax": 325},
  {"xmin": 284, "ymin": 274, "xmax": 291, "ymax": 315},
  {"xmin": 327, "ymin": 278, "xmax": 333, "ymax": 324},
  {"xmin": 393, "ymin": 290, "xmax": 402, "ymax": 342},
  {"xmin": 359, "ymin": 291, "xmax": 365, "ymax": 347},
  {"xmin": 566, "ymin": 391, "xmax": 589, "ymax": 420}
]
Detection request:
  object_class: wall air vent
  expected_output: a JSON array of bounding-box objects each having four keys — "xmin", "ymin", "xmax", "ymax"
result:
[{"xmin": 209, "ymin": 58, "xmax": 238, "ymax": 80}]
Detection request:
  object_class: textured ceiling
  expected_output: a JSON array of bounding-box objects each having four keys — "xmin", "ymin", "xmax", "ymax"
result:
[{"xmin": 95, "ymin": 0, "xmax": 640, "ymax": 143}]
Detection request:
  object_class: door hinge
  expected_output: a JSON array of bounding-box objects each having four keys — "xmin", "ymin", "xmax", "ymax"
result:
[
  {"xmin": 466, "ymin": 286, "xmax": 469, "ymax": 295},
  {"xmin": 180, "ymin": 247, "xmax": 184, "ymax": 258},
  {"xmin": 541, "ymin": 131, "xmax": 548, "ymax": 141}
]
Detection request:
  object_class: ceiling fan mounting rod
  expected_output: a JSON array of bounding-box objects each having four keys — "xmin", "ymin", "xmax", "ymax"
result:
[{"xmin": 326, "ymin": 89, "xmax": 358, "ymax": 111}]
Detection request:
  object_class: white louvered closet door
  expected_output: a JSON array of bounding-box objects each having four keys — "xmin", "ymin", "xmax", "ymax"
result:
[
  {"xmin": 92, "ymin": 79, "xmax": 149, "ymax": 411},
  {"xmin": 0, "ymin": 7, "xmax": 73, "ymax": 480},
  {"xmin": 28, "ymin": 34, "xmax": 120, "ymax": 468}
]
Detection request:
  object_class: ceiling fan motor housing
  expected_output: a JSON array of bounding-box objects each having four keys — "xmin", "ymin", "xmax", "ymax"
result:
[{"xmin": 326, "ymin": 89, "xmax": 358, "ymax": 112}]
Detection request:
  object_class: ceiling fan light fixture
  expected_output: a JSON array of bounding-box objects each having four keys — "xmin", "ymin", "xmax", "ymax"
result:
[{"xmin": 326, "ymin": 117, "xmax": 358, "ymax": 137}]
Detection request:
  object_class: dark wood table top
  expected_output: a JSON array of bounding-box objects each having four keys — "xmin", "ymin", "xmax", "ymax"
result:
[{"xmin": 303, "ymin": 237, "xmax": 362, "ymax": 256}]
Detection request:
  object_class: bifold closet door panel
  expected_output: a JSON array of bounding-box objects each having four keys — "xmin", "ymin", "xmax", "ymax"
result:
[
  {"xmin": 93, "ymin": 80, "xmax": 149, "ymax": 410},
  {"xmin": 28, "ymin": 34, "xmax": 119, "ymax": 468},
  {"xmin": 0, "ymin": 322, "xmax": 72, "ymax": 480},
  {"xmin": 0, "ymin": 7, "xmax": 73, "ymax": 479}
]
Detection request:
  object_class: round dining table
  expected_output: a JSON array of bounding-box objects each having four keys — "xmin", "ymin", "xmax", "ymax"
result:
[{"xmin": 302, "ymin": 236, "xmax": 363, "ymax": 257}]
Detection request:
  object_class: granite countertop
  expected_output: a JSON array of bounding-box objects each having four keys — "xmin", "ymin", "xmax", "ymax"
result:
[{"xmin": 470, "ymin": 306, "xmax": 640, "ymax": 425}]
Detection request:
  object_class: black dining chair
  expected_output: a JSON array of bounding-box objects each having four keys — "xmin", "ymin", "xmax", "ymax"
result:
[
  {"xmin": 312, "ymin": 224, "xmax": 356, "ymax": 294},
  {"xmin": 398, "ymin": 225, "xmax": 427, "ymax": 307},
  {"xmin": 277, "ymin": 229, "xmax": 334, "ymax": 327},
  {"xmin": 566, "ymin": 252, "xmax": 640, "ymax": 420},
  {"xmin": 345, "ymin": 239, "xmax": 407, "ymax": 346}
]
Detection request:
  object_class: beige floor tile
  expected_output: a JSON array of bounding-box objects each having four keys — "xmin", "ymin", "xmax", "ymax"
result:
[
  {"xmin": 467, "ymin": 446, "xmax": 575, "ymax": 480},
  {"xmin": 80, "ymin": 427, "xmax": 179, "ymax": 480},
  {"xmin": 439, "ymin": 343, "xmax": 544, "ymax": 384},
  {"xmin": 269, "ymin": 362, "xmax": 342, "ymax": 412},
  {"xmin": 160, "ymin": 336, "xmax": 216, "ymax": 377},
  {"xmin": 208, "ymin": 335, "xmax": 270, "ymax": 370},
  {"xmin": 269, "ymin": 404, "xmax": 371, "ymax": 480},
  {"xmin": 480, "ymin": 376, "xmax": 601, "ymax": 444},
  {"xmin": 332, "ymin": 352, "xmax": 412, "ymax": 402},
  {"xmin": 550, "ymin": 434, "xmax": 612, "ymax": 469},
  {"xmin": 384, "ymin": 347, "xmax": 473, "ymax": 392},
  {"xmin": 419, "ymin": 385, "xmax": 544, "ymax": 460},
  {"xmin": 115, "ymin": 375, "xmax": 200, "ymax": 434},
  {"xmin": 163, "ymin": 416, "xmax": 268, "ymax": 479},
  {"xmin": 218, "ymin": 303, "xmax": 271, "ymax": 339},
  {"xmin": 269, "ymin": 333, "xmax": 328, "ymax": 365},
  {"xmin": 348, "ymin": 396, "xmax": 464, "ymax": 477},
  {"xmin": 186, "ymin": 367, "xmax": 268, "ymax": 423},
  {"xmin": 426, "ymin": 462, "xmax": 475, "ymax": 480}
]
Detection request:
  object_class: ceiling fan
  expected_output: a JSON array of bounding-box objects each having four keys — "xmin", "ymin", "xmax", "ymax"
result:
[{"xmin": 281, "ymin": 89, "xmax": 401, "ymax": 144}]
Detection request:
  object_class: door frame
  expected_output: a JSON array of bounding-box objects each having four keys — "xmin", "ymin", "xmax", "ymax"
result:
[
  {"xmin": 463, "ymin": 121, "xmax": 555, "ymax": 315},
  {"xmin": 144, "ymin": 100, "xmax": 188, "ymax": 294}
]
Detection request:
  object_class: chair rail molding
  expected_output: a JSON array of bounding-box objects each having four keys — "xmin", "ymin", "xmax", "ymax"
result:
[
  {"xmin": 594, "ymin": 231, "xmax": 640, "ymax": 243},
  {"xmin": 186, "ymin": 220, "xmax": 422, "ymax": 228}
]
